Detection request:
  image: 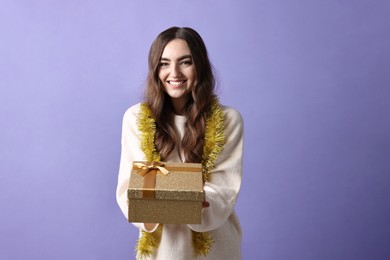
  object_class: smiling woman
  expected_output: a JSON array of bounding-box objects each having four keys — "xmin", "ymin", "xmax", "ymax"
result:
[
  {"xmin": 158, "ymin": 39, "xmax": 197, "ymax": 114},
  {"xmin": 116, "ymin": 27, "xmax": 244, "ymax": 260}
]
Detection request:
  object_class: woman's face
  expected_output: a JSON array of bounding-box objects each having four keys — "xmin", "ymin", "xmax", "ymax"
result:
[{"xmin": 158, "ymin": 39, "xmax": 197, "ymax": 111}]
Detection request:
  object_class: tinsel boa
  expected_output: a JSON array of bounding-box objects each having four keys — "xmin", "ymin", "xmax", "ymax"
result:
[{"xmin": 135, "ymin": 100, "xmax": 225, "ymax": 259}]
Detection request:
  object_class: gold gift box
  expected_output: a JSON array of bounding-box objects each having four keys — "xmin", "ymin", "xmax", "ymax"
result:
[{"xmin": 128, "ymin": 161, "xmax": 204, "ymax": 224}]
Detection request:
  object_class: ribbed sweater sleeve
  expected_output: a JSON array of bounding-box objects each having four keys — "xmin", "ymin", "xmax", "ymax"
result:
[
  {"xmin": 116, "ymin": 104, "xmax": 156, "ymax": 232},
  {"xmin": 188, "ymin": 107, "xmax": 244, "ymax": 232}
]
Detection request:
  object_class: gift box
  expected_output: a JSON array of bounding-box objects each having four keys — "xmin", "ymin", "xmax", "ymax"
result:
[{"xmin": 128, "ymin": 161, "xmax": 204, "ymax": 224}]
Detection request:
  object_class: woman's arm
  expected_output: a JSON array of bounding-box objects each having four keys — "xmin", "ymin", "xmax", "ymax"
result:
[
  {"xmin": 116, "ymin": 104, "xmax": 160, "ymax": 233},
  {"xmin": 188, "ymin": 107, "xmax": 244, "ymax": 232}
]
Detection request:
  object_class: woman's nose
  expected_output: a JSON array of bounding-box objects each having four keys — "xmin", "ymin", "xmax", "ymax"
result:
[{"xmin": 170, "ymin": 64, "xmax": 181, "ymax": 77}]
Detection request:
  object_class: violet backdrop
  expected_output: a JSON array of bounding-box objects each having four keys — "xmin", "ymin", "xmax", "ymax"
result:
[{"xmin": 1, "ymin": 1, "xmax": 389, "ymax": 259}]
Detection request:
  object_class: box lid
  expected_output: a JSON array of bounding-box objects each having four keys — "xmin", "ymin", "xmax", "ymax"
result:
[{"xmin": 128, "ymin": 161, "xmax": 204, "ymax": 202}]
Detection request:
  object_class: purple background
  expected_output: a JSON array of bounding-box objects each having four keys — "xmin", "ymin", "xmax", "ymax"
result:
[{"xmin": 1, "ymin": 1, "xmax": 390, "ymax": 259}]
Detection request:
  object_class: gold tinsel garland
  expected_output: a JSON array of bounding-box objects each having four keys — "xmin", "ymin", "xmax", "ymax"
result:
[{"xmin": 135, "ymin": 100, "xmax": 225, "ymax": 259}]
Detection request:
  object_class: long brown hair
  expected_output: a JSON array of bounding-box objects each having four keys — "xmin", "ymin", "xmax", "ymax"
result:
[{"xmin": 144, "ymin": 27, "xmax": 216, "ymax": 162}]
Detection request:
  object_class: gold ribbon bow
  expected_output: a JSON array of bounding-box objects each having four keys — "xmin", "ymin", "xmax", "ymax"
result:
[
  {"xmin": 133, "ymin": 162, "xmax": 170, "ymax": 176},
  {"xmin": 133, "ymin": 162, "xmax": 170, "ymax": 198}
]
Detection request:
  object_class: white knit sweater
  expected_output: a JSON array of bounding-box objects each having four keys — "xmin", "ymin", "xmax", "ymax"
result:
[{"xmin": 116, "ymin": 103, "xmax": 244, "ymax": 260}]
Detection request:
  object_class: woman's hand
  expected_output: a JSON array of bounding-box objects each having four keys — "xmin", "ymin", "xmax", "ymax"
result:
[
  {"xmin": 202, "ymin": 201, "xmax": 210, "ymax": 208},
  {"xmin": 144, "ymin": 223, "xmax": 158, "ymax": 231}
]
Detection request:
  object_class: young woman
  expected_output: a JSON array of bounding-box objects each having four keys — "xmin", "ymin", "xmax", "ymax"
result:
[{"xmin": 116, "ymin": 27, "xmax": 244, "ymax": 259}]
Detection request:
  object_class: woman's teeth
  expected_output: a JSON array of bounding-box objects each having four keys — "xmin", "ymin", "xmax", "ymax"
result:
[{"xmin": 169, "ymin": 81, "xmax": 185, "ymax": 86}]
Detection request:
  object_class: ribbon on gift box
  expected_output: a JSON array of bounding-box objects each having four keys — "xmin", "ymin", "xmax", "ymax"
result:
[{"xmin": 133, "ymin": 162, "xmax": 170, "ymax": 198}]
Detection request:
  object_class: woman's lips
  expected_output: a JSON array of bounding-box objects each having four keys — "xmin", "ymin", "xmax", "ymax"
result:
[{"xmin": 168, "ymin": 80, "xmax": 187, "ymax": 87}]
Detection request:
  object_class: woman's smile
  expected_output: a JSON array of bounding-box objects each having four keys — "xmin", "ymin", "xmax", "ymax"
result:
[
  {"xmin": 158, "ymin": 39, "xmax": 197, "ymax": 113},
  {"xmin": 167, "ymin": 80, "xmax": 187, "ymax": 87}
]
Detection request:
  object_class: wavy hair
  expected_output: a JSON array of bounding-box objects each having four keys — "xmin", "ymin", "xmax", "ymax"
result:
[{"xmin": 144, "ymin": 27, "xmax": 216, "ymax": 162}]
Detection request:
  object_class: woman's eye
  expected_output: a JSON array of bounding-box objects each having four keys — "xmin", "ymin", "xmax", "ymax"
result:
[
  {"xmin": 160, "ymin": 62, "xmax": 169, "ymax": 67},
  {"xmin": 181, "ymin": 60, "xmax": 193, "ymax": 65}
]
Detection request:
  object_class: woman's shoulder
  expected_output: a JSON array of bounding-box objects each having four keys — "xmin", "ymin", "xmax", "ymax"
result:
[
  {"xmin": 220, "ymin": 105, "xmax": 243, "ymax": 125},
  {"xmin": 123, "ymin": 103, "xmax": 142, "ymax": 122}
]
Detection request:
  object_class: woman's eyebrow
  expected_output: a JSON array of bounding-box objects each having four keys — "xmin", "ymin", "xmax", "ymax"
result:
[
  {"xmin": 160, "ymin": 54, "xmax": 192, "ymax": 61},
  {"xmin": 178, "ymin": 55, "xmax": 192, "ymax": 60}
]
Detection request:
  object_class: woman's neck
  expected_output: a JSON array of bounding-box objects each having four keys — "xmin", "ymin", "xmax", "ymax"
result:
[{"xmin": 171, "ymin": 96, "xmax": 189, "ymax": 115}]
